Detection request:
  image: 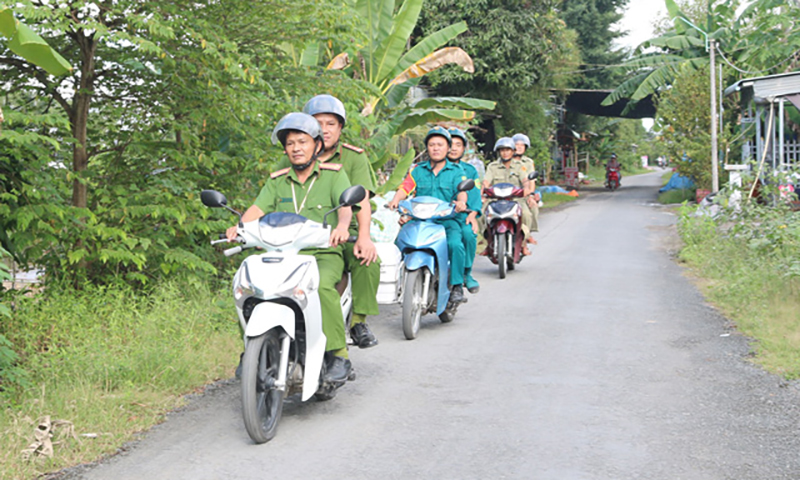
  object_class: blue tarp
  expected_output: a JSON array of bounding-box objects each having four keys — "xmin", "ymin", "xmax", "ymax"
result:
[
  {"xmin": 659, "ymin": 172, "xmax": 695, "ymax": 192},
  {"xmin": 537, "ymin": 185, "xmax": 571, "ymax": 194}
]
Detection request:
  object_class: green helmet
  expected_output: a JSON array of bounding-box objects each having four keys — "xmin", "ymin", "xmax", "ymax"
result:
[
  {"xmin": 447, "ymin": 127, "xmax": 468, "ymax": 146},
  {"xmin": 424, "ymin": 126, "xmax": 452, "ymax": 147}
]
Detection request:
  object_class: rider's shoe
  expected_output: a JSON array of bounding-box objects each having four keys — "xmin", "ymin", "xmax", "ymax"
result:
[
  {"xmin": 323, "ymin": 356, "xmax": 352, "ymax": 384},
  {"xmin": 349, "ymin": 322, "xmax": 378, "ymax": 349},
  {"xmin": 478, "ymin": 247, "xmax": 489, "ymax": 256},
  {"xmin": 465, "ymin": 274, "xmax": 480, "ymax": 294},
  {"xmin": 450, "ymin": 285, "xmax": 465, "ymax": 304}
]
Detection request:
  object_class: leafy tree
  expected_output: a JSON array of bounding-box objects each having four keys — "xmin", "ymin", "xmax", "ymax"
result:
[
  {"xmin": 0, "ymin": 0, "xmax": 362, "ymax": 286},
  {"xmin": 415, "ymin": 0, "xmax": 579, "ymax": 149},
  {"xmin": 560, "ymin": 0, "xmax": 629, "ymax": 90}
]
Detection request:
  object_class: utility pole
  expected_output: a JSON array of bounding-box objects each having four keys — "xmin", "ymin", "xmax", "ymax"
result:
[{"xmin": 710, "ymin": 39, "xmax": 719, "ymax": 192}]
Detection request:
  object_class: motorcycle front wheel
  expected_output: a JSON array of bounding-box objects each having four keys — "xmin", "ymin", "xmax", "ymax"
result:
[
  {"xmin": 241, "ymin": 329, "xmax": 285, "ymax": 444},
  {"xmin": 402, "ymin": 268, "xmax": 425, "ymax": 340},
  {"xmin": 496, "ymin": 233, "xmax": 506, "ymax": 279}
]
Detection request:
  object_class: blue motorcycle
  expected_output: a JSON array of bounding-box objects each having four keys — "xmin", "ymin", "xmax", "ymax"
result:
[{"xmin": 395, "ymin": 180, "xmax": 474, "ymax": 340}]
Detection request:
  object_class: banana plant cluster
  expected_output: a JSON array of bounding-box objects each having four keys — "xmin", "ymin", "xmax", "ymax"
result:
[{"xmin": 284, "ymin": 0, "xmax": 495, "ymax": 192}]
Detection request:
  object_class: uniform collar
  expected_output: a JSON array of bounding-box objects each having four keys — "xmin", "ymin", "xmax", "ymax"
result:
[
  {"xmin": 421, "ymin": 158, "xmax": 456, "ymax": 172},
  {"xmin": 287, "ymin": 161, "xmax": 320, "ymax": 184}
]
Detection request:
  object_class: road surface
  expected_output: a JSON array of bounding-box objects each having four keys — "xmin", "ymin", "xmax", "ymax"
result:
[{"xmin": 63, "ymin": 170, "xmax": 800, "ymax": 480}]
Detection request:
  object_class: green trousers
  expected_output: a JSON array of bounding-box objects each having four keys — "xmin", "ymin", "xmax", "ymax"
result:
[
  {"xmin": 312, "ymin": 247, "xmax": 347, "ymax": 352},
  {"xmin": 436, "ymin": 218, "xmax": 466, "ymax": 286},
  {"xmin": 457, "ymin": 213, "xmax": 477, "ymax": 271},
  {"xmin": 342, "ymin": 242, "xmax": 381, "ymax": 317}
]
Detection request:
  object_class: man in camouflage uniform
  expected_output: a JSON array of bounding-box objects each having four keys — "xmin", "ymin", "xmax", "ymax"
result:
[{"xmin": 274, "ymin": 95, "xmax": 381, "ymax": 349}]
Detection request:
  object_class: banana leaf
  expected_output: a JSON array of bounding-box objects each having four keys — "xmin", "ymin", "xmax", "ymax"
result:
[
  {"xmin": 387, "ymin": 22, "xmax": 467, "ymax": 82},
  {"xmin": 357, "ymin": 0, "xmax": 394, "ymax": 82},
  {"xmin": 388, "ymin": 47, "xmax": 473, "ymax": 87},
  {"xmin": 412, "ymin": 96, "xmax": 495, "ymax": 111},
  {"xmin": 378, "ymin": 147, "xmax": 417, "ymax": 194},
  {"xmin": 396, "ymin": 108, "xmax": 476, "ymax": 135},
  {"xmin": 372, "ymin": 0, "xmax": 423, "ymax": 84},
  {"xmin": 0, "ymin": 8, "xmax": 71, "ymax": 76}
]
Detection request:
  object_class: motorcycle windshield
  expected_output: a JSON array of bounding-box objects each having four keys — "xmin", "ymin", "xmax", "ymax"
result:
[
  {"xmin": 400, "ymin": 196, "xmax": 455, "ymax": 220},
  {"xmin": 255, "ymin": 212, "xmax": 329, "ymax": 250}
]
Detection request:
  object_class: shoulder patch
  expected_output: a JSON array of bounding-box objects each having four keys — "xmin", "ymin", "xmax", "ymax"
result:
[
  {"xmin": 342, "ymin": 143, "xmax": 365, "ymax": 154},
  {"xmin": 270, "ymin": 167, "xmax": 290, "ymax": 179},
  {"xmin": 319, "ymin": 163, "xmax": 343, "ymax": 171}
]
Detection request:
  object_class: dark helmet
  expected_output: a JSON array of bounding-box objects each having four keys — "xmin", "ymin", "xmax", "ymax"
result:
[
  {"xmin": 303, "ymin": 94, "xmax": 347, "ymax": 126},
  {"xmin": 494, "ymin": 137, "xmax": 515, "ymax": 151},
  {"xmin": 610, "ymin": 153, "xmax": 618, "ymax": 159},
  {"xmin": 512, "ymin": 133, "xmax": 531, "ymax": 148},
  {"xmin": 447, "ymin": 127, "xmax": 468, "ymax": 146},
  {"xmin": 425, "ymin": 126, "xmax": 452, "ymax": 147},
  {"xmin": 271, "ymin": 112, "xmax": 324, "ymax": 147}
]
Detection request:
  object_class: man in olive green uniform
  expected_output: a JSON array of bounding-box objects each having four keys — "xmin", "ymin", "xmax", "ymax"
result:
[
  {"xmin": 227, "ymin": 112, "xmax": 355, "ymax": 383},
  {"xmin": 512, "ymin": 133, "xmax": 540, "ymax": 239},
  {"xmin": 483, "ymin": 137, "xmax": 534, "ymax": 256},
  {"xmin": 275, "ymin": 94, "xmax": 381, "ymax": 349}
]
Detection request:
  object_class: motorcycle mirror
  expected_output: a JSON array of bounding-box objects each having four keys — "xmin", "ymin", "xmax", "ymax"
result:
[
  {"xmin": 457, "ymin": 179, "xmax": 475, "ymax": 192},
  {"xmin": 339, "ymin": 185, "xmax": 367, "ymax": 207},
  {"xmin": 527, "ymin": 171, "xmax": 539, "ymax": 181},
  {"xmin": 201, "ymin": 190, "xmax": 228, "ymax": 208}
]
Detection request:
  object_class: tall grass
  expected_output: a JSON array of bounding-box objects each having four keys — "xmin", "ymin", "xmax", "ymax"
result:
[
  {"xmin": 0, "ymin": 281, "xmax": 240, "ymax": 479},
  {"xmin": 678, "ymin": 202, "xmax": 800, "ymax": 377}
]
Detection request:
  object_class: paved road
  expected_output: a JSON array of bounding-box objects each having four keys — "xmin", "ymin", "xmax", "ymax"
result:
[{"xmin": 64, "ymin": 171, "xmax": 800, "ymax": 480}]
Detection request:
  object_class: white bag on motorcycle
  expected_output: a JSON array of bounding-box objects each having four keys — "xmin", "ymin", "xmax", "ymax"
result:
[{"xmin": 375, "ymin": 242, "xmax": 402, "ymax": 305}]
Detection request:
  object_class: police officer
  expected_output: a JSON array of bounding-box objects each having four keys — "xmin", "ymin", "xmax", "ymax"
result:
[
  {"xmin": 483, "ymin": 137, "xmax": 535, "ymax": 256},
  {"xmin": 447, "ymin": 127, "xmax": 481, "ymax": 294},
  {"xmin": 273, "ymin": 94, "xmax": 380, "ymax": 349},
  {"xmin": 512, "ymin": 133, "xmax": 540, "ymax": 241},
  {"xmin": 387, "ymin": 126, "xmax": 470, "ymax": 303},
  {"xmin": 226, "ymin": 112, "xmax": 355, "ymax": 383}
]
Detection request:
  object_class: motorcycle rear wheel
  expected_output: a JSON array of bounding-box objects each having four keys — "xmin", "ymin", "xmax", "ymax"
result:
[
  {"xmin": 496, "ymin": 234, "xmax": 506, "ymax": 279},
  {"xmin": 402, "ymin": 269, "xmax": 424, "ymax": 340},
  {"xmin": 241, "ymin": 329, "xmax": 285, "ymax": 444}
]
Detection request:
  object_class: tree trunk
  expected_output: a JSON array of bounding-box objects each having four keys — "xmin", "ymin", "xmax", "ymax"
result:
[{"xmin": 71, "ymin": 32, "xmax": 97, "ymax": 209}]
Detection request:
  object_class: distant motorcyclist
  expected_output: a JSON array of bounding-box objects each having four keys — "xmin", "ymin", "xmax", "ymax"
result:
[
  {"xmin": 447, "ymin": 127, "xmax": 481, "ymax": 294},
  {"xmin": 388, "ymin": 126, "xmax": 470, "ymax": 304},
  {"xmin": 605, "ymin": 153, "xmax": 622, "ymax": 187},
  {"xmin": 483, "ymin": 137, "xmax": 535, "ymax": 256}
]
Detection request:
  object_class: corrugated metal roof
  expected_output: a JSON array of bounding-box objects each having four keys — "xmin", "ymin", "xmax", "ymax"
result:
[{"xmin": 724, "ymin": 71, "xmax": 800, "ymax": 102}]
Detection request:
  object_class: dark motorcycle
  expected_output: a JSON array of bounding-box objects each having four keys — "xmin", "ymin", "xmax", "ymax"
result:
[{"xmin": 483, "ymin": 172, "xmax": 538, "ymax": 279}]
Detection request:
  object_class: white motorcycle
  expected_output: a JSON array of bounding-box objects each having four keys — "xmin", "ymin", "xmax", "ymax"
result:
[{"xmin": 201, "ymin": 185, "xmax": 366, "ymax": 444}]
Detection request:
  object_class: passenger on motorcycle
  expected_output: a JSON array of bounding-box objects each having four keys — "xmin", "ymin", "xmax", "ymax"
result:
[
  {"xmin": 606, "ymin": 153, "xmax": 622, "ymax": 186},
  {"xmin": 483, "ymin": 137, "xmax": 535, "ymax": 256},
  {"xmin": 387, "ymin": 126, "xmax": 470, "ymax": 304},
  {"xmin": 226, "ymin": 112, "xmax": 355, "ymax": 383},
  {"xmin": 447, "ymin": 127, "xmax": 482, "ymax": 294},
  {"xmin": 272, "ymin": 94, "xmax": 380, "ymax": 349},
  {"xmin": 512, "ymin": 133, "xmax": 540, "ymax": 241}
]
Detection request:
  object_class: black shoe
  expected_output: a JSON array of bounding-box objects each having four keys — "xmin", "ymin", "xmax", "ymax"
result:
[
  {"xmin": 323, "ymin": 356, "xmax": 352, "ymax": 384},
  {"xmin": 350, "ymin": 322, "xmax": 378, "ymax": 348},
  {"xmin": 450, "ymin": 285, "xmax": 465, "ymax": 304}
]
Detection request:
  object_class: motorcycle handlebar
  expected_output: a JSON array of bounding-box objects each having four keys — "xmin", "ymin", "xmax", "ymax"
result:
[{"xmin": 223, "ymin": 246, "xmax": 243, "ymax": 257}]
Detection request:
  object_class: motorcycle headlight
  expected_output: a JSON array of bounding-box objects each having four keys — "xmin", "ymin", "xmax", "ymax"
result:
[
  {"xmin": 234, "ymin": 263, "xmax": 255, "ymax": 301},
  {"xmin": 275, "ymin": 261, "xmax": 313, "ymax": 309}
]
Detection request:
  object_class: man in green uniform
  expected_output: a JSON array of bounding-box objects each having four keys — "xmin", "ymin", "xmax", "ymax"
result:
[
  {"xmin": 226, "ymin": 112, "xmax": 355, "ymax": 383},
  {"xmin": 447, "ymin": 127, "xmax": 481, "ymax": 294},
  {"xmin": 512, "ymin": 133, "xmax": 540, "ymax": 241},
  {"xmin": 387, "ymin": 126, "xmax": 469, "ymax": 304},
  {"xmin": 483, "ymin": 137, "xmax": 534, "ymax": 256},
  {"xmin": 274, "ymin": 94, "xmax": 380, "ymax": 349}
]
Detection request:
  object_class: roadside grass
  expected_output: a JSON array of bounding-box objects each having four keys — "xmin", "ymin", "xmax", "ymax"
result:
[
  {"xmin": 0, "ymin": 281, "xmax": 240, "ymax": 479},
  {"xmin": 658, "ymin": 188, "xmax": 695, "ymax": 204},
  {"xmin": 678, "ymin": 205, "xmax": 800, "ymax": 378},
  {"xmin": 540, "ymin": 192, "xmax": 579, "ymax": 209}
]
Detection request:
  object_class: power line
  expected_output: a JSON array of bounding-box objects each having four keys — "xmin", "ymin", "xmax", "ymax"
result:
[{"xmin": 714, "ymin": 44, "xmax": 798, "ymax": 75}]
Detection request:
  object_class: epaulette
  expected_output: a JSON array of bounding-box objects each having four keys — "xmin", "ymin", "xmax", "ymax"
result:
[
  {"xmin": 319, "ymin": 163, "xmax": 343, "ymax": 171},
  {"xmin": 270, "ymin": 167, "xmax": 290, "ymax": 179},
  {"xmin": 342, "ymin": 143, "xmax": 364, "ymax": 154}
]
